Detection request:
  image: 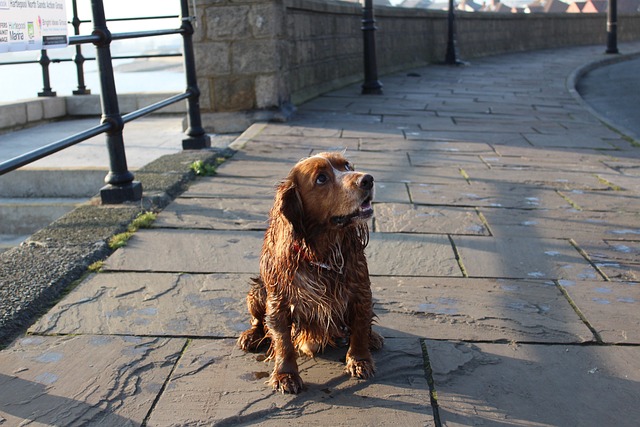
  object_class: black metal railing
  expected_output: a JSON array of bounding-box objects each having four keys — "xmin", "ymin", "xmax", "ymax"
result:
[{"xmin": 0, "ymin": 0, "xmax": 210, "ymax": 204}]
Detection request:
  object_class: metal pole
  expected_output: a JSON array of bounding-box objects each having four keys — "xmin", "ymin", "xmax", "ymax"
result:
[
  {"xmin": 361, "ymin": 0, "xmax": 382, "ymax": 95},
  {"xmin": 180, "ymin": 0, "xmax": 210, "ymax": 149},
  {"xmin": 606, "ymin": 0, "xmax": 619, "ymax": 54},
  {"xmin": 71, "ymin": 0, "xmax": 91, "ymax": 95},
  {"xmin": 37, "ymin": 50, "xmax": 56, "ymax": 97},
  {"xmin": 444, "ymin": 0, "xmax": 459, "ymax": 65},
  {"xmin": 91, "ymin": 0, "xmax": 142, "ymax": 204}
]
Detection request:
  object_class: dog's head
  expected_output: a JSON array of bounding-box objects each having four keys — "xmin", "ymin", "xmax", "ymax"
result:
[{"xmin": 276, "ymin": 152, "xmax": 374, "ymax": 235}]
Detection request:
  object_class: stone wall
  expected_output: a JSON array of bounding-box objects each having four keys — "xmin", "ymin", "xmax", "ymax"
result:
[{"xmin": 192, "ymin": 0, "xmax": 640, "ymax": 132}]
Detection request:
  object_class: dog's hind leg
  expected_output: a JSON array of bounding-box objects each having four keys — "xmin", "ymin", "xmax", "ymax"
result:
[{"xmin": 238, "ymin": 277, "xmax": 269, "ymax": 352}]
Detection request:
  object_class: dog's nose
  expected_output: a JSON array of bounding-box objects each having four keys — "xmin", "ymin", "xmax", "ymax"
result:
[{"xmin": 358, "ymin": 174, "xmax": 374, "ymax": 190}]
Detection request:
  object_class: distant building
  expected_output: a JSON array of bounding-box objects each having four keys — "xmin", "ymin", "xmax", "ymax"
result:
[
  {"xmin": 525, "ymin": 0, "xmax": 569, "ymax": 13},
  {"xmin": 566, "ymin": 1, "xmax": 587, "ymax": 12},
  {"xmin": 481, "ymin": 0, "xmax": 514, "ymax": 11}
]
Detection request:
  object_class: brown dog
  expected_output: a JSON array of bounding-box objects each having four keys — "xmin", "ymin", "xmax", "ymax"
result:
[{"xmin": 238, "ymin": 152, "xmax": 383, "ymax": 394}]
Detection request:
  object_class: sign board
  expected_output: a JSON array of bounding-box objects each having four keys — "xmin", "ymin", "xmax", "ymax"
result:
[{"xmin": 0, "ymin": 0, "xmax": 68, "ymax": 53}]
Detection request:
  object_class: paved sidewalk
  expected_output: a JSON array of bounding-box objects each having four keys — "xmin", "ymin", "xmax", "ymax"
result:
[{"xmin": 2, "ymin": 42, "xmax": 640, "ymax": 426}]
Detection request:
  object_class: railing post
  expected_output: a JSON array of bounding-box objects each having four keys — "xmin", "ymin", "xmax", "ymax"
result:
[
  {"xmin": 91, "ymin": 0, "xmax": 142, "ymax": 204},
  {"xmin": 444, "ymin": 0, "xmax": 460, "ymax": 65},
  {"xmin": 71, "ymin": 0, "xmax": 91, "ymax": 95},
  {"xmin": 361, "ymin": 0, "xmax": 383, "ymax": 95},
  {"xmin": 37, "ymin": 50, "xmax": 56, "ymax": 97},
  {"xmin": 180, "ymin": 0, "xmax": 210, "ymax": 150},
  {"xmin": 606, "ymin": 0, "xmax": 619, "ymax": 54}
]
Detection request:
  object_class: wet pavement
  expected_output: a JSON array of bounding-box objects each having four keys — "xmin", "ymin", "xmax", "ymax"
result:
[{"xmin": 1, "ymin": 42, "xmax": 640, "ymax": 426}]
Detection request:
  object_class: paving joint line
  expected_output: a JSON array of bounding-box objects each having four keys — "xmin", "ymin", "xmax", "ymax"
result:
[
  {"xmin": 568, "ymin": 238, "xmax": 610, "ymax": 281},
  {"xmin": 419, "ymin": 339, "xmax": 442, "ymax": 427},
  {"xmin": 141, "ymin": 339, "xmax": 191, "ymax": 427}
]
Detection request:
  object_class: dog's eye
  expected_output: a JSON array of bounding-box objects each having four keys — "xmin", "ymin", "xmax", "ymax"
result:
[
  {"xmin": 344, "ymin": 162, "xmax": 353, "ymax": 171},
  {"xmin": 316, "ymin": 173, "xmax": 328, "ymax": 185}
]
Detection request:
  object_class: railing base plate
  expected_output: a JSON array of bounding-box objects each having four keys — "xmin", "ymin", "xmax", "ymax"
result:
[{"xmin": 100, "ymin": 181, "xmax": 143, "ymax": 204}]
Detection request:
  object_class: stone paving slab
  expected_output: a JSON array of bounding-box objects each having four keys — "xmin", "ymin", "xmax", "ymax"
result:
[
  {"xmin": 154, "ymin": 197, "xmax": 270, "ymax": 230},
  {"xmin": 558, "ymin": 280, "xmax": 640, "ymax": 344},
  {"xmin": 573, "ymin": 238, "xmax": 640, "ymax": 281},
  {"xmin": 367, "ymin": 233, "xmax": 461, "ymax": 277},
  {"xmin": 146, "ymin": 338, "xmax": 434, "ymax": 426},
  {"xmin": 182, "ymin": 176, "xmax": 277, "ymax": 199},
  {"xmin": 103, "ymin": 230, "xmax": 460, "ymax": 277},
  {"xmin": 451, "ymin": 236, "xmax": 602, "ymax": 281},
  {"xmin": 360, "ymin": 139, "xmax": 495, "ymax": 154},
  {"xmin": 103, "ymin": 229, "xmax": 263, "ymax": 274},
  {"xmin": 373, "ymin": 182, "xmax": 411, "ymax": 203},
  {"xmin": 558, "ymin": 189, "xmax": 640, "ymax": 212},
  {"xmin": 480, "ymin": 207, "xmax": 640, "ymax": 240},
  {"xmin": 404, "ymin": 130, "xmax": 532, "ymax": 147},
  {"xmin": 465, "ymin": 168, "xmax": 610, "ymax": 191},
  {"xmin": 523, "ymin": 132, "xmax": 619, "ymax": 149},
  {"xmin": 479, "ymin": 152, "xmax": 615, "ymax": 173},
  {"xmin": 0, "ymin": 335, "xmax": 185, "ymax": 426},
  {"xmin": 374, "ymin": 203, "xmax": 488, "ymax": 236},
  {"xmin": 29, "ymin": 272, "xmax": 251, "ymax": 338},
  {"xmin": 408, "ymin": 183, "xmax": 569, "ymax": 210},
  {"xmin": 247, "ymin": 135, "xmax": 359, "ymax": 152},
  {"xmin": 408, "ymin": 152, "xmax": 487, "ymax": 169},
  {"xmin": 372, "ymin": 277, "xmax": 593, "ymax": 343},
  {"xmin": 426, "ymin": 340, "xmax": 640, "ymax": 426}
]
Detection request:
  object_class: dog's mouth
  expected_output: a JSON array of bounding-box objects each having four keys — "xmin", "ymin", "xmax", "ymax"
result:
[{"xmin": 330, "ymin": 196, "xmax": 374, "ymax": 226}]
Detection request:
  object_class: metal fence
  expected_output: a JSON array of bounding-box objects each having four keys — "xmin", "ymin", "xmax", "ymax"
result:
[{"xmin": 0, "ymin": 0, "xmax": 210, "ymax": 204}]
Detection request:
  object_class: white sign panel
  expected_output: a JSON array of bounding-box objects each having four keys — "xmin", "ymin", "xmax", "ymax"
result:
[{"xmin": 0, "ymin": 0, "xmax": 68, "ymax": 53}]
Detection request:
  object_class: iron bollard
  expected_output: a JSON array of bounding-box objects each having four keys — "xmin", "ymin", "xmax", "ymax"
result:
[
  {"xmin": 37, "ymin": 50, "xmax": 56, "ymax": 97},
  {"xmin": 180, "ymin": 0, "xmax": 211, "ymax": 149},
  {"xmin": 361, "ymin": 0, "xmax": 383, "ymax": 95},
  {"xmin": 606, "ymin": 0, "xmax": 619, "ymax": 54},
  {"xmin": 91, "ymin": 0, "xmax": 142, "ymax": 204}
]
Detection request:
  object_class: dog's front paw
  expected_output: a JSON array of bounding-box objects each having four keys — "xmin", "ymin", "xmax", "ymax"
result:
[
  {"xmin": 345, "ymin": 356, "xmax": 375, "ymax": 379},
  {"xmin": 270, "ymin": 371, "xmax": 304, "ymax": 394},
  {"xmin": 237, "ymin": 327, "xmax": 268, "ymax": 352}
]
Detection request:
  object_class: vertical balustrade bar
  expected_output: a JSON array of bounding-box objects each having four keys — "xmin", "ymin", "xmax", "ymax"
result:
[
  {"xmin": 361, "ymin": 0, "xmax": 382, "ymax": 95},
  {"xmin": 72, "ymin": 0, "xmax": 91, "ymax": 95},
  {"xmin": 180, "ymin": 0, "xmax": 210, "ymax": 149},
  {"xmin": 606, "ymin": 0, "xmax": 619, "ymax": 54},
  {"xmin": 91, "ymin": 0, "xmax": 142, "ymax": 204},
  {"xmin": 444, "ymin": 0, "xmax": 459, "ymax": 65},
  {"xmin": 37, "ymin": 49, "xmax": 56, "ymax": 97}
]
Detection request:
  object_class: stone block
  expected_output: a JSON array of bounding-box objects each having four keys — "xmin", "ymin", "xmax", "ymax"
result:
[
  {"xmin": 41, "ymin": 97, "xmax": 66, "ymax": 119},
  {"xmin": 426, "ymin": 340, "xmax": 640, "ymax": 426},
  {"xmin": 193, "ymin": 42, "xmax": 231, "ymax": 76},
  {"xmin": 29, "ymin": 272, "xmax": 251, "ymax": 338},
  {"xmin": 373, "ymin": 276, "xmax": 593, "ymax": 343},
  {"xmin": 25, "ymin": 100, "xmax": 44, "ymax": 122},
  {"xmin": 366, "ymin": 233, "xmax": 461, "ymax": 277},
  {"xmin": 559, "ymin": 280, "xmax": 640, "ymax": 344},
  {"xmin": 146, "ymin": 338, "xmax": 434, "ymax": 426},
  {"xmin": 0, "ymin": 335, "xmax": 185, "ymax": 426},
  {"xmin": 205, "ymin": 5, "xmax": 251, "ymax": 40},
  {"xmin": 374, "ymin": 203, "xmax": 488, "ymax": 235},
  {"xmin": 103, "ymin": 229, "xmax": 263, "ymax": 274},
  {"xmin": 451, "ymin": 235, "xmax": 602, "ymax": 281},
  {"xmin": 0, "ymin": 103, "xmax": 27, "ymax": 129},
  {"xmin": 155, "ymin": 197, "xmax": 270, "ymax": 230},
  {"xmin": 212, "ymin": 76, "xmax": 255, "ymax": 111},
  {"xmin": 231, "ymin": 39, "xmax": 280, "ymax": 75}
]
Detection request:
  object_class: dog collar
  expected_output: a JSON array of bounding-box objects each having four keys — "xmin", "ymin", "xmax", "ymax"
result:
[{"xmin": 292, "ymin": 242, "xmax": 331, "ymax": 271}]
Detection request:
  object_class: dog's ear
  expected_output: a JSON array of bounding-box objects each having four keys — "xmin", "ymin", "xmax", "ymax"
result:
[{"xmin": 278, "ymin": 181, "xmax": 305, "ymax": 236}]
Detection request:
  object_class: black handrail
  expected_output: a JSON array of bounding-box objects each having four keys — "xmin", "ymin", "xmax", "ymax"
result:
[{"xmin": 0, "ymin": 0, "xmax": 210, "ymax": 204}]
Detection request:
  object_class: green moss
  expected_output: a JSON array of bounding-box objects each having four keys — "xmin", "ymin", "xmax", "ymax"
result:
[{"xmin": 107, "ymin": 211, "xmax": 157, "ymax": 250}]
